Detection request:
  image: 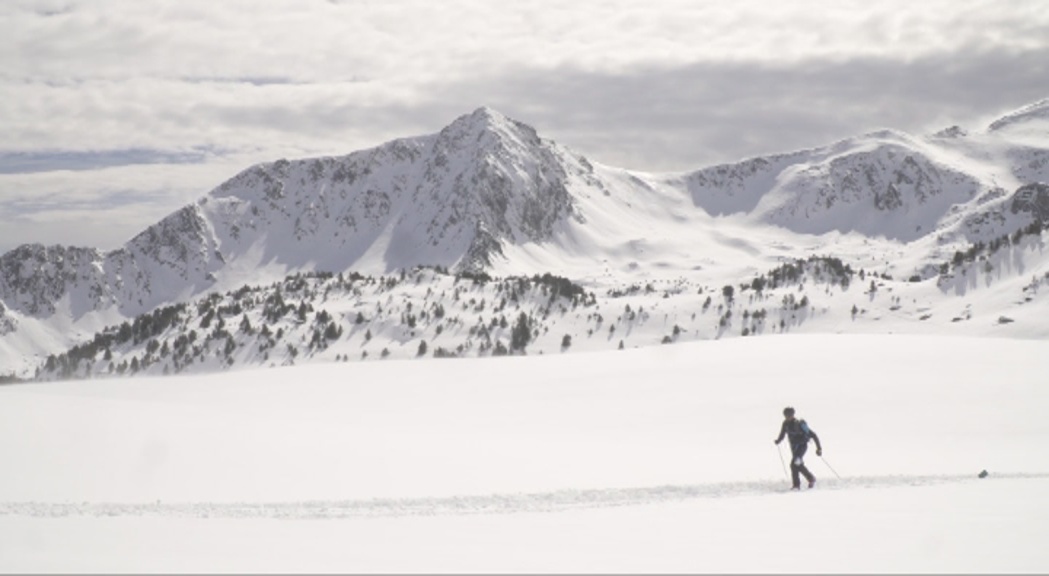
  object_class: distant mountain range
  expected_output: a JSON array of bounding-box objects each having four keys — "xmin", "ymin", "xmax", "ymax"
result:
[{"xmin": 2, "ymin": 100, "xmax": 1048, "ymax": 379}]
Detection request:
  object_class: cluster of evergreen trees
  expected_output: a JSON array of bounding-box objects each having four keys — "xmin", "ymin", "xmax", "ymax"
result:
[
  {"xmin": 40, "ymin": 303, "xmax": 187, "ymax": 379},
  {"xmin": 32, "ymin": 266, "xmax": 599, "ymax": 380},
  {"xmin": 747, "ymin": 256, "xmax": 854, "ymax": 294},
  {"xmin": 941, "ymin": 220, "xmax": 1046, "ymax": 277}
]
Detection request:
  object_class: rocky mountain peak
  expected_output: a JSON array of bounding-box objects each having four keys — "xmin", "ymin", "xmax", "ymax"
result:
[
  {"xmin": 933, "ymin": 125, "xmax": 968, "ymax": 139},
  {"xmin": 420, "ymin": 107, "xmax": 577, "ymax": 270},
  {"xmin": 434, "ymin": 107, "xmax": 543, "ymax": 162},
  {"xmin": 446, "ymin": 106, "xmax": 527, "ymax": 136}
]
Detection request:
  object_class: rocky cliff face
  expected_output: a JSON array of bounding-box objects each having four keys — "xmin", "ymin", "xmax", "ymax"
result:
[
  {"xmin": 1011, "ymin": 182, "xmax": 1049, "ymax": 221},
  {"xmin": 0, "ymin": 244, "xmax": 110, "ymax": 317}
]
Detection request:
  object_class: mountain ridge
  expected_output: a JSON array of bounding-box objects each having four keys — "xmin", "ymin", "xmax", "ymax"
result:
[{"xmin": 2, "ymin": 101, "xmax": 1049, "ymax": 378}]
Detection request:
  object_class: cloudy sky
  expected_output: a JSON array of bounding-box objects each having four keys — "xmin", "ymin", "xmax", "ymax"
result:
[{"xmin": 1, "ymin": 0, "xmax": 1048, "ymax": 254}]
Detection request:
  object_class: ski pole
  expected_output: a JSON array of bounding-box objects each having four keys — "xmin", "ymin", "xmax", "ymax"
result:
[
  {"xmin": 820, "ymin": 454, "xmax": 842, "ymax": 479},
  {"xmin": 775, "ymin": 443, "xmax": 789, "ymax": 481}
]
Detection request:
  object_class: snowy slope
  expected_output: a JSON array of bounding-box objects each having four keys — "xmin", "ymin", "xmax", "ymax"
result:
[
  {"xmin": 23, "ymin": 228, "xmax": 1049, "ymax": 382},
  {"xmin": 673, "ymin": 123, "xmax": 1049, "ymax": 244}
]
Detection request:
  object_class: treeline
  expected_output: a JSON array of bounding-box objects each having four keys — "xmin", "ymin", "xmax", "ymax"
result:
[
  {"xmin": 32, "ymin": 266, "xmax": 596, "ymax": 381},
  {"xmin": 41, "ymin": 303, "xmax": 187, "ymax": 379},
  {"xmin": 941, "ymin": 220, "xmax": 1046, "ymax": 276},
  {"xmin": 745, "ymin": 256, "xmax": 855, "ymax": 294}
]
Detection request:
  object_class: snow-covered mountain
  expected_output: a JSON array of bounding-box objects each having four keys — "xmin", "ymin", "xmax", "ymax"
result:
[
  {"xmin": 2, "ymin": 101, "xmax": 1048, "ymax": 379},
  {"xmin": 672, "ymin": 116, "xmax": 1049, "ymax": 243},
  {"xmin": 3, "ymin": 108, "xmax": 593, "ymax": 314},
  {"xmin": 198, "ymin": 106, "xmax": 590, "ymax": 276}
]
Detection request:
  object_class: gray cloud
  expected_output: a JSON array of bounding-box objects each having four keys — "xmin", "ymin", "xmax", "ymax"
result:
[
  {"xmin": 0, "ymin": 193, "xmax": 174, "ymax": 253},
  {"xmin": 0, "ymin": 161, "xmax": 242, "ymax": 253},
  {"xmin": 1, "ymin": 47, "xmax": 1046, "ymax": 254},
  {"xmin": 0, "ymin": 147, "xmax": 219, "ymax": 174},
  {"xmin": 415, "ymin": 47, "xmax": 1049, "ymax": 170}
]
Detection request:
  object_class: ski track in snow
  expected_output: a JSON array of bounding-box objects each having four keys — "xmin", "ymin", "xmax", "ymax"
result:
[{"xmin": 2, "ymin": 473, "xmax": 1046, "ymax": 520}]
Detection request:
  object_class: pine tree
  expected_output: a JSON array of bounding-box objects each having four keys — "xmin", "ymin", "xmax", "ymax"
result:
[
  {"xmin": 324, "ymin": 321, "xmax": 341, "ymax": 340},
  {"xmin": 511, "ymin": 312, "xmax": 531, "ymax": 352}
]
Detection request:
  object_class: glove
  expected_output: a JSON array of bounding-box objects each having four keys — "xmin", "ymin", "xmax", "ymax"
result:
[
  {"xmin": 774, "ymin": 439, "xmax": 780, "ymax": 445},
  {"xmin": 816, "ymin": 448, "xmax": 823, "ymax": 456}
]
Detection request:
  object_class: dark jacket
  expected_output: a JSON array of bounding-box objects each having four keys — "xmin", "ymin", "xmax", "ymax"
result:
[{"xmin": 776, "ymin": 418, "xmax": 822, "ymax": 452}]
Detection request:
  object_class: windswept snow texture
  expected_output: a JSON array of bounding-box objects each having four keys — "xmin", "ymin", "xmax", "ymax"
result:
[{"xmin": 1, "ymin": 335, "xmax": 1048, "ymax": 572}]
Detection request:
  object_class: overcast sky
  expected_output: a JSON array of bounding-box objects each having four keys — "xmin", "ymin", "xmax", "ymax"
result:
[{"xmin": 2, "ymin": 0, "xmax": 1048, "ymax": 254}]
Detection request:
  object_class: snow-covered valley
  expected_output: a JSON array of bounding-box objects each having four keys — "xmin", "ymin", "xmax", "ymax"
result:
[{"xmin": 1, "ymin": 334, "xmax": 1047, "ymax": 571}]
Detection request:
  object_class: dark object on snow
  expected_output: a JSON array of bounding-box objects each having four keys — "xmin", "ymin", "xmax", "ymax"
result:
[
  {"xmin": 775, "ymin": 408, "xmax": 822, "ymax": 489},
  {"xmin": 978, "ymin": 470, "xmax": 989, "ymax": 479}
]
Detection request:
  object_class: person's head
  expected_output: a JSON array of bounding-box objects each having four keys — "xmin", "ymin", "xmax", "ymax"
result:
[{"xmin": 783, "ymin": 406, "xmax": 796, "ymax": 419}]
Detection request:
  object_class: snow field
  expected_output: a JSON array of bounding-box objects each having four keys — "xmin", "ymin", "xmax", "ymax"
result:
[{"xmin": 1, "ymin": 333, "xmax": 1048, "ymax": 571}]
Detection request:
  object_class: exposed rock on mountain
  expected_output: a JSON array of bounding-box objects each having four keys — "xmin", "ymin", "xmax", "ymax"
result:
[
  {"xmin": 1011, "ymin": 182, "xmax": 1049, "ymax": 221},
  {"xmin": 988, "ymin": 99, "xmax": 1049, "ymax": 133},
  {"xmin": 681, "ymin": 131, "xmax": 984, "ymax": 241},
  {"xmin": 0, "ymin": 244, "xmax": 109, "ymax": 317}
]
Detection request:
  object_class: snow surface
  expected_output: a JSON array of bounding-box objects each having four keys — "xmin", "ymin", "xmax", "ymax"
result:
[{"xmin": 2, "ymin": 334, "xmax": 1047, "ymax": 572}]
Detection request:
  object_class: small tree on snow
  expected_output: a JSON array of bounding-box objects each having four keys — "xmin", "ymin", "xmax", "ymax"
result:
[
  {"xmin": 511, "ymin": 312, "xmax": 531, "ymax": 352},
  {"xmin": 324, "ymin": 321, "xmax": 341, "ymax": 340}
]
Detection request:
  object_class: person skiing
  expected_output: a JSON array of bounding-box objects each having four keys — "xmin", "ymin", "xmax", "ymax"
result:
[{"xmin": 774, "ymin": 406, "xmax": 822, "ymax": 490}]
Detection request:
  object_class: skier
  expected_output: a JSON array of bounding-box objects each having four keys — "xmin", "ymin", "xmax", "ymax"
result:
[{"xmin": 774, "ymin": 406, "xmax": 822, "ymax": 490}]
